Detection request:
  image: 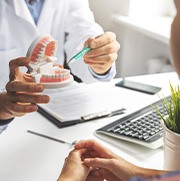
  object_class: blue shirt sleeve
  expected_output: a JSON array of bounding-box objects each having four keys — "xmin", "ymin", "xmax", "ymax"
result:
[{"xmin": 88, "ymin": 63, "xmax": 116, "ymax": 81}]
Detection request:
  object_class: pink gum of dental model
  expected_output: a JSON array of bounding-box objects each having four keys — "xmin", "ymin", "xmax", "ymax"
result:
[{"xmin": 26, "ymin": 34, "xmax": 73, "ymax": 89}]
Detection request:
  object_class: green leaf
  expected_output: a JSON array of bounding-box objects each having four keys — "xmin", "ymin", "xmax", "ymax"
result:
[{"xmin": 153, "ymin": 82, "xmax": 180, "ymax": 134}]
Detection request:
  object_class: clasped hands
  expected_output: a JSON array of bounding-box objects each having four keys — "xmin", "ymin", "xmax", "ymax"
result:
[{"xmin": 58, "ymin": 139, "xmax": 138, "ymax": 181}]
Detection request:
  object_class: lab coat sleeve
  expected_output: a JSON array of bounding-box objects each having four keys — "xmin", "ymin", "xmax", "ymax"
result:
[{"xmin": 64, "ymin": 0, "xmax": 116, "ymax": 83}]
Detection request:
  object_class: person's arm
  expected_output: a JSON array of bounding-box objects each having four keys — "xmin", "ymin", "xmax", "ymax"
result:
[
  {"xmin": 64, "ymin": 0, "xmax": 120, "ymax": 83},
  {"xmin": 75, "ymin": 140, "xmax": 168, "ymax": 181},
  {"xmin": 0, "ymin": 57, "xmax": 50, "ymax": 120},
  {"xmin": 170, "ymin": 0, "xmax": 180, "ymax": 76}
]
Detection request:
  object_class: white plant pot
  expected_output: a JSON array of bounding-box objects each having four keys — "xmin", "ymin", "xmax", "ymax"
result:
[{"xmin": 162, "ymin": 117, "xmax": 180, "ymax": 171}]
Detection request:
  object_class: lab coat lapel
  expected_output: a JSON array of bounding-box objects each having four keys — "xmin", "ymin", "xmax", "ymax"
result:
[
  {"xmin": 11, "ymin": 0, "xmax": 36, "ymax": 27},
  {"xmin": 37, "ymin": 0, "xmax": 59, "ymax": 31}
]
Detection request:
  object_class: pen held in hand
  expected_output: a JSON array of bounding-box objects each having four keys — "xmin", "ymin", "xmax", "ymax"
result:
[
  {"xmin": 67, "ymin": 46, "xmax": 91, "ymax": 65},
  {"xmin": 27, "ymin": 130, "xmax": 78, "ymax": 145},
  {"xmin": 67, "ymin": 34, "xmax": 104, "ymax": 65}
]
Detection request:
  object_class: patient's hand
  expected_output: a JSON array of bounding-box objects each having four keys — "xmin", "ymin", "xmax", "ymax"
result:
[{"xmin": 58, "ymin": 148, "xmax": 90, "ymax": 181}]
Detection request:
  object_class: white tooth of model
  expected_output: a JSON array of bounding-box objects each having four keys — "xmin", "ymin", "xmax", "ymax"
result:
[{"xmin": 26, "ymin": 34, "xmax": 73, "ymax": 89}]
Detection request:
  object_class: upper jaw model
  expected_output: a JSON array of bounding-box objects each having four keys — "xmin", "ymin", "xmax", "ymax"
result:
[{"xmin": 26, "ymin": 34, "xmax": 73, "ymax": 89}]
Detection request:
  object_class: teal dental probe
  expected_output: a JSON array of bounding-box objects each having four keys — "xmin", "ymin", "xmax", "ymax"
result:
[{"xmin": 67, "ymin": 46, "xmax": 91, "ymax": 65}]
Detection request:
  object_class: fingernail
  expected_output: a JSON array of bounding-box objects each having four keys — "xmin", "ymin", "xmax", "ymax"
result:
[
  {"xmin": 90, "ymin": 42, "xmax": 96, "ymax": 48},
  {"xmin": 30, "ymin": 105, "xmax": 38, "ymax": 112},
  {"xmin": 36, "ymin": 84, "xmax": 44, "ymax": 92},
  {"xmin": 43, "ymin": 95, "xmax": 50, "ymax": 103}
]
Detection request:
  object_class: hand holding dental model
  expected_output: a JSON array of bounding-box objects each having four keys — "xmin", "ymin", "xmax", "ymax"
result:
[
  {"xmin": 0, "ymin": 57, "xmax": 50, "ymax": 120},
  {"xmin": 27, "ymin": 34, "xmax": 73, "ymax": 89},
  {"xmin": 0, "ymin": 34, "xmax": 73, "ymax": 120}
]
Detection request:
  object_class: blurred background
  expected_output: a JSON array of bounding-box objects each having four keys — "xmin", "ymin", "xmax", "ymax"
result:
[{"xmin": 89, "ymin": 0, "xmax": 176, "ymax": 78}]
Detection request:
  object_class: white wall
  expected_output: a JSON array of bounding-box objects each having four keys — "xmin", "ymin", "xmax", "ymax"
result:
[
  {"xmin": 89, "ymin": 0, "xmax": 175, "ymax": 78},
  {"xmin": 89, "ymin": 0, "xmax": 130, "ymax": 30}
]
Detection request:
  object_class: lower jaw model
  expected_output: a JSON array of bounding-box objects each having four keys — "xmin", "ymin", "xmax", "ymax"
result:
[{"xmin": 26, "ymin": 34, "xmax": 73, "ymax": 89}]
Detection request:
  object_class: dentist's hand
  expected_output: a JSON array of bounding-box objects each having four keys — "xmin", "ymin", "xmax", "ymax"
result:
[
  {"xmin": 84, "ymin": 31, "xmax": 120, "ymax": 75},
  {"xmin": 0, "ymin": 57, "xmax": 50, "ymax": 120}
]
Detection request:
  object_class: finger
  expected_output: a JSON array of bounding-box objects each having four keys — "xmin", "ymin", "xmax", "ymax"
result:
[
  {"xmin": 85, "ymin": 53, "xmax": 117, "ymax": 75},
  {"xmin": 81, "ymin": 150, "xmax": 100, "ymax": 160},
  {"xmin": 66, "ymin": 149, "xmax": 91, "ymax": 169},
  {"xmin": 84, "ymin": 53, "xmax": 117, "ymax": 65},
  {"xmin": 85, "ymin": 41, "xmax": 120, "ymax": 58},
  {"xmin": 68, "ymin": 148, "xmax": 88, "ymax": 158},
  {"xmin": 9, "ymin": 57, "xmax": 30, "ymax": 80},
  {"xmin": 75, "ymin": 139, "xmax": 97, "ymax": 149},
  {"xmin": 87, "ymin": 32, "xmax": 116, "ymax": 49},
  {"xmin": 6, "ymin": 81, "xmax": 45, "ymax": 93},
  {"xmin": 9, "ymin": 57, "xmax": 30, "ymax": 69},
  {"xmin": 75, "ymin": 140, "xmax": 112, "ymax": 157},
  {"xmin": 8, "ymin": 93, "xmax": 50, "ymax": 104},
  {"xmin": 86, "ymin": 170, "xmax": 104, "ymax": 181},
  {"xmin": 7, "ymin": 103, "xmax": 38, "ymax": 115},
  {"xmin": 84, "ymin": 157, "xmax": 114, "ymax": 170},
  {"xmin": 24, "ymin": 73, "xmax": 34, "ymax": 82}
]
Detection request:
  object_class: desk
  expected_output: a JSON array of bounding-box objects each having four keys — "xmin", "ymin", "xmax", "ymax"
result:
[{"xmin": 0, "ymin": 72, "xmax": 179, "ymax": 181}]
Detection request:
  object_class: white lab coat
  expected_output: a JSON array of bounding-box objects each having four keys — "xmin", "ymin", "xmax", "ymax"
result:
[{"xmin": 0, "ymin": 0, "xmax": 116, "ymax": 88}]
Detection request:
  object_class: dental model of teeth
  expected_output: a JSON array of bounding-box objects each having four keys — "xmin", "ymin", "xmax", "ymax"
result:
[{"xmin": 26, "ymin": 34, "xmax": 73, "ymax": 88}]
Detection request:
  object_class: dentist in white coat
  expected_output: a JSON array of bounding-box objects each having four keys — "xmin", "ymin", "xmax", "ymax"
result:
[
  {"xmin": 0, "ymin": 0, "xmax": 120, "ymax": 127},
  {"xmin": 0, "ymin": 0, "xmax": 120, "ymax": 86}
]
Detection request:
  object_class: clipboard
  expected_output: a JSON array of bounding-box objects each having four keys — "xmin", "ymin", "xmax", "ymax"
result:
[
  {"xmin": 38, "ymin": 105, "xmax": 125, "ymax": 128},
  {"xmin": 38, "ymin": 106, "xmax": 78, "ymax": 128},
  {"xmin": 37, "ymin": 82, "xmax": 125, "ymax": 128}
]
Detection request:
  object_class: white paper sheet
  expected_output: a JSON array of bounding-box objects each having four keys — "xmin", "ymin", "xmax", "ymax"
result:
[{"xmin": 39, "ymin": 82, "xmax": 125, "ymax": 121}]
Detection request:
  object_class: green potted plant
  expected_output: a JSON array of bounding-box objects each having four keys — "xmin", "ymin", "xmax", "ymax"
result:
[{"xmin": 153, "ymin": 83, "xmax": 180, "ymax": 171}]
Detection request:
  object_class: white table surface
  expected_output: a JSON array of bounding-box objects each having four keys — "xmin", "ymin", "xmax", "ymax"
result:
[{"xmin": 0, "ymin": 72, "xmax": 179, "ymax": 181}]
